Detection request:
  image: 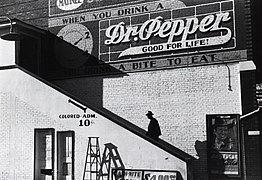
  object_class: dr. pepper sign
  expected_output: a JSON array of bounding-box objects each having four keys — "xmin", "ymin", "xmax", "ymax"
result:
[
  {"xmin": 49, "ymin": 0, "xmax": 236, "ymax": 63},
  {"xmin": 105, "ymin": 12, "xmax": 232, "ymax": 57},
  {"xmin": 99, "ymin": 0, "xmax": 235, "ymax": 62}
]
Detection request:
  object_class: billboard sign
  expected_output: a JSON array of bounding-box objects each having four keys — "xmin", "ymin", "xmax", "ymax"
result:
[
  {"xmin": 47, "ymin": 0, "xmax": 246, "ymax": 78},
  {"xmin": 112, "ymin": 169, "xmax": 178, "ymax": 180},
  {"xmin": 49, "ymin": 0, "xmax": 236, "ymax": 62},
  {"xmin": 206, "ymin": 114, "xmax": 241, "ymax": 177}
]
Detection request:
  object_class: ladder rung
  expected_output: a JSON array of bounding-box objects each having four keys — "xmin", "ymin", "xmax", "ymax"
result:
[
  {"xmin": 90, "ymin": 171, "xmax": 99, "ymax": 173},
  {"xmin": 83, "ymin": 139, "xmax": 102, "ymax": 180},
  {"xmin": 90, "ymin": 154, "xmax": 99, "ymax": 157},
  {"xmin": 100, "ymin": 173, "xmax": 109, "ymax": 176}
]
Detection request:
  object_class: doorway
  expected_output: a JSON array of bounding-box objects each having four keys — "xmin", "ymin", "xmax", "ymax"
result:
[
  {"xmin": 57, "ymin": 131, "xmax": 75, "ymax": 180},
  {"xmin": 34, "ymin": 128, "xmax": 55, "ymax": 180}
]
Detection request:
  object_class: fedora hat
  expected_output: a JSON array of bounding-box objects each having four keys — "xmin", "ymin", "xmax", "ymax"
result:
[
  {"xmin": 146, "ymin": 111, "xmax": 154, "ymax": 116},
  {"xmin": 213, "ymin": 118, "xmax": 235, "ymax": 128}
]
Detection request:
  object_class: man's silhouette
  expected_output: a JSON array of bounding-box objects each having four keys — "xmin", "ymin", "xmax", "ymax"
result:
[{"xmin": 146, "ymin": 111, "xmax": 161, "ymax": 140}]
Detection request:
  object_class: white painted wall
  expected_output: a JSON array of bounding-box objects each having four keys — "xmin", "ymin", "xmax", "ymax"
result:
[
  {"xmin": 0, "ymin": 39, "xmax": 15, "ymax": 66},
  {"xmin": 0, "ymin": 68, "xmax": 188, "ymax": 180}
]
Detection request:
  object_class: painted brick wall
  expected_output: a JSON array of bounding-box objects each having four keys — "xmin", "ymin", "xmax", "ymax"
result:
[
  {"xmin": 13, "ymin": 96, "xmax": 88, "ymax": 180},
  {"xmin": 0, "ymin": 1, "xmax": 257, "ymax": 179},
  {"xmin": 53, "ymin": 62, "xmax": 242, "ymax": 179},
  {"xmin": 0, "ymin": 93, "xmax": 12, "ymax": 179},
  {"xmin": 0, "ymin": 69, "xmax": 190, "ymax": 180},
  {"xmin": 0, "ymin": 91, "xmax": 88, "ymax": 180},
  {"xmin": 55, "ymin": 63, "xmax": 242, "ymax": 153},
  {"xmin": 103, "ymin": 63, "xmax": 241, "ymax": 149}
]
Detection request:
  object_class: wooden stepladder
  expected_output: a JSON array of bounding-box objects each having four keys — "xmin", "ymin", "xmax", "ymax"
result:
[
  {"xmin": 98, "ymin": 143, "xmax": 125, "ymax": 180},
  {"xmin": 83, "ymin": 137, "xmax": 102, "ymax": 180}
]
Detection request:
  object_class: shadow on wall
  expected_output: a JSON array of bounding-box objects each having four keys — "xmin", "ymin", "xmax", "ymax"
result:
[
  {"xmin": 40, "ymin": 32, "xmax": 128, "ymax": 108},
  {"xmin": 22, "ymin": 29, "xmax": 196, "ymax": 178},
  {"xmin": 195, "ymin": 140, "xmax": 232, "ymax": 180},
  {"xmin": 38, "ymin": 31, "xmax": 195, "ymax": 163},
  {"xmin": 194, "ymin": 140, "xmax": 208, "ymax": 180}
]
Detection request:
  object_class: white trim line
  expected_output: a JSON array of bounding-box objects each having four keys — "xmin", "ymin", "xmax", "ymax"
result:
[
  {"xmin": 240, "ymin": 107, "xmax": 261, "ymax": 120},
  {"xmin": 240, "ymin": 61, "xmax": 256, "ymax": 71}
]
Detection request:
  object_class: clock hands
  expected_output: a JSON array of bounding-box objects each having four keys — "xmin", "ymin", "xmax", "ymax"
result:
[
  {"xmin": 57, "ymin": 24, "xmax": 93, "ymax": 54},
  {"xmin": 73, "ymin": 37, "xmax": 89, "ymax": 54},
  {"xmin": 74, "ymin": 37, "xmax": 83, "ymax": 45}
]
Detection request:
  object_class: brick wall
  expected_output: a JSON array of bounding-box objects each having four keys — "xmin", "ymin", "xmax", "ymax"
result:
[
  {"xmin": 0, "ymin": 0, "xmax": 48, "ymax": 29},
  {"xmin": 53, "ymin": 62, "xmax": 242, "ymax": 180},
  {"xmin": 0, "ymin": 69, "xmax": 191, "ymax": 180},
  {"xmin": 0, "ymin": 93, "xmax": 11, "ymax": 179},
  {"xmin": 0, "ymin": 1, "xmax": 259, "ymax": 179},
  {"xmin": 0, "ymin": 91, "xmax": 88, "ymax": 180},
  {"xmin": 55, "ymin": 63, "xmax": 242, "ymax": 151},
  {"xmin": 13, "ymin": 96, "xmax": 88, "ymax": 180}
]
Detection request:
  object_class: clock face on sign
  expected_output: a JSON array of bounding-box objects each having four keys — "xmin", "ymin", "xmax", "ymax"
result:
[
  {"xmin": 57, "ymin": 23, "xmax": 93, "ymax": 54},
  {"xmin": 54, "ymin": 23, "xmax": 94, "ymax": 69}
]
